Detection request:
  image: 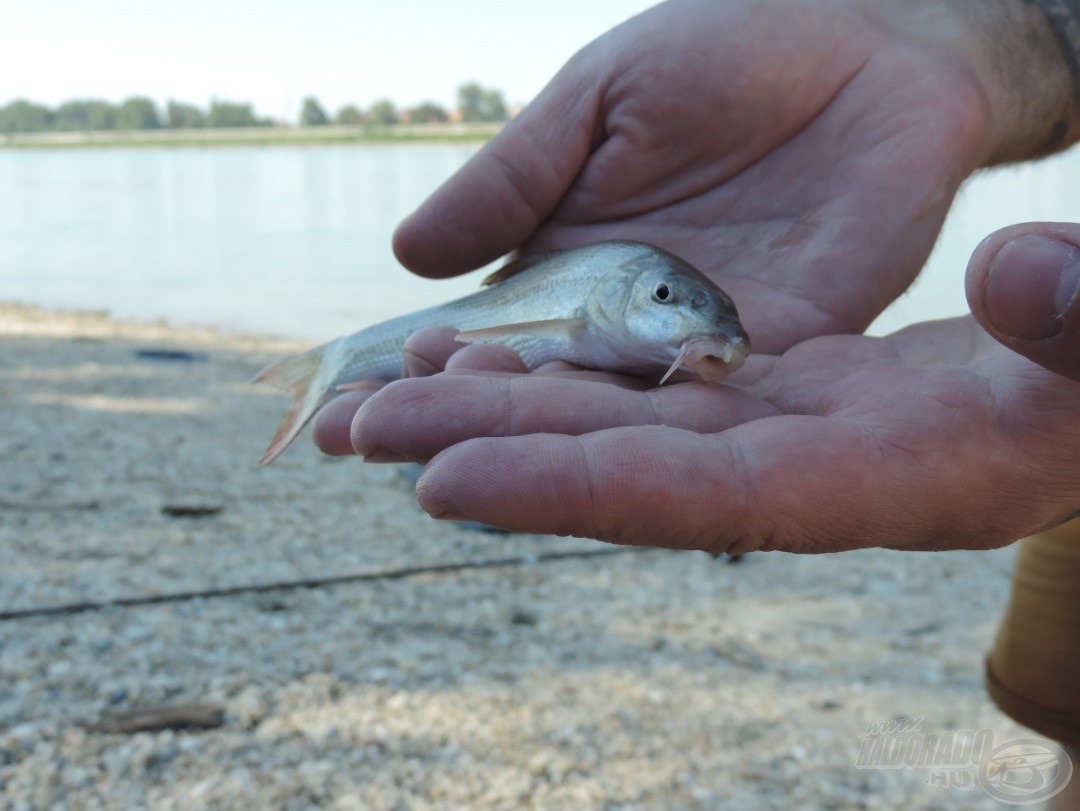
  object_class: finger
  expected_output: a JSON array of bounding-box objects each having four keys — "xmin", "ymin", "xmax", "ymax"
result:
[
  {"xmin": 392, "ymin": 60, "xmax": 601, "ymax": 278},
  {"xmin": 353, "ymin": 374, "xmax": 777, "ymax": 463},
  {"xmin": 414, "ymin": 414, "xmax": 1005, "ymax": 552},
  {"xmin": 967, "ymin": 223, "xmax": 1080, "ymax": 381},
  {"xmin": 413, "ymin": 418, "xmax": 889, "ymax": 551},
  {"xmin": 402, "ymin": 326, "xmax": 466, "ymax": 377},
  {"xmin": 533, "ymin": 360, "xmax": 702, "ymax": 389},
  {"xmin": 532, "ymin": 360, "xmax": 587, "ymax": 374},
  {"xmin": 312, "ymin": 389, "xmax": 378, "ymax": 456},
  {"xmin": 444, "ymin": 344, "xmax": 528, "ymax": 374},
  {"xmin": 532, "ymin": 361, "xmax": 652, "ymax": 389}
]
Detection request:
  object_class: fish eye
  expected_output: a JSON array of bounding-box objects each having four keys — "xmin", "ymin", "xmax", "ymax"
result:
[{"xmin": 652, "ymin": 282, "xmax": 672, "ymax": 303}]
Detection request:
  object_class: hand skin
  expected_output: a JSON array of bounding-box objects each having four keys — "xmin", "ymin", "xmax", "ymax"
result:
[
  {"xmin": 313, "ymin": 0, "xmax": 1080, "ymax": 552},
  {"xmin": 968, "ymin": 223, "xmax": 1080, "ymax": 382},
  {"xmin": 392, "ymin": 0, "xmax": 1077, "ymax": 354},
  {"xmin": 317, "ymin": 221, "xmax": 1080, "ymax": 552},
  {"xmin": 314, "ymin": 319, "xmax": 1080, "ymax": 553}
]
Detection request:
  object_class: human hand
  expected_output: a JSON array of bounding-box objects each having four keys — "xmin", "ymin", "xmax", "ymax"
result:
[
  {"xmin": 315, "ymin": 0, "xmax": 1080, "ymax": 552},
  {"xmin": 314, "ymin": 319, "xmax": 1080, "ymax": 553},
  {"xmin": 392, "ymin": 0, "xmax": 1076, "ymax": 354},
  {"xmin": 967, "ymin": 223, "xmax": 1080, "ymax": 382}
]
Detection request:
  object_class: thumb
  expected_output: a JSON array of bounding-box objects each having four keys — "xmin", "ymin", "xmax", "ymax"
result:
[
  {"xmin": 966, "ymin": 223, "xmax": 1080, "ymax": 381},
  {"xmin": 392, "ymin": 58, "xmax": 602, "ymax": 279}
]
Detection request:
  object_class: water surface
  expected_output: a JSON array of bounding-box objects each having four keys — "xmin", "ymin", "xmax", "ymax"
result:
[
  {"xmin": 0, "ymin": 147, "xmax": 482, "ymax": 340},
  {"xmin": 0, "ymin": 146, "xmax": 1077, "ymax": 342}
]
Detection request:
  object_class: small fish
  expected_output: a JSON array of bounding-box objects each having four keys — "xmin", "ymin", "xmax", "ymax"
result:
[{"xmin": 254, "ymin": 240, "xmax": 750, "ymax": 465}]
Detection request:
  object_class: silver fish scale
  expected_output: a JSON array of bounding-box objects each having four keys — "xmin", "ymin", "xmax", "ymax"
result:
[
  {"xmin": 257, "ymin": 240, "xmax": 749, "ymax": 464},
  {"xmin": 327, "ymin": 242, "xmax": 656, "ymax": 386}
]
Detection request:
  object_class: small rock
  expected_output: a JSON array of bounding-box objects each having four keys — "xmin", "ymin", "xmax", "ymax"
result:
[
  {"xmin": 256, "ymin": 598, "xmax": 289, "ymax": 613},
  {"xmin": 509, "ymin": 609, "xmax": 538, "ymax": 627},
  {"xmin": 711, "ymin": 639, "xmax": 768, "ymax": 671},
  {"xmin": 178, "ymin": 737, "xmax": 204, "ymax": 755},
  {"xmin": 107, "ymin": 688, "xmax": 129, "ymax": 706},
  {"xmin": 228, "ymin": 687, "xmax": 269, "ymax": 730},
  {"xmin": 5, "ymin": 722, "xmax": 40, "ymax": 742}
]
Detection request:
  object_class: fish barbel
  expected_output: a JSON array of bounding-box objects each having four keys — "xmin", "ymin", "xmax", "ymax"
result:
[{"xmin": 254, "ymin": 240, "xmax": 750, "ymax": 464}]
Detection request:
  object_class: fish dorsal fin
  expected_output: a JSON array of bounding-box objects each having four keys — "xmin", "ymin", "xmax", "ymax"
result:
[
  {"xmin": 481, "ymin": 250, "xmax": 562, "ymax": 286},
  {"xmin": 456, "ymin": 318, "xmax": 587, "ymax": 344}
]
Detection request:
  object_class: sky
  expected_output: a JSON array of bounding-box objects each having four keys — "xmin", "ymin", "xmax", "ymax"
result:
[{"xmin": 3, "ymin": 0, "xmax": 659, "ymax": 122}]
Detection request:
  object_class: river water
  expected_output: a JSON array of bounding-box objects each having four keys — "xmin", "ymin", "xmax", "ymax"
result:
[{"xmin": 0, "ymin": 145, "xmax": 1077, "ymax": 341}]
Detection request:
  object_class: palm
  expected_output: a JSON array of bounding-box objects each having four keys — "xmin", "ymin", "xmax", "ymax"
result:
[
  {"xmin": 394, "ymin": 0, "xmax": 988, "ymax": 352},
  {"xmin": 331, "ymin": 320, "xmax": 1080, "ymax": 552},
  {"xmin": 318, "ymin": 1, "xmax": 1080, "ymax": 553}
]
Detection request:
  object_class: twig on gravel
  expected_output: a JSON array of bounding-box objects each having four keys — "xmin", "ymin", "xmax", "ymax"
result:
[
  {"xmin": 86, "ymin": 703, "xmax": 226, "ymax": 734},
  {"xmin": 0, "ymin": 547, "xmax": 655, "ymax": 622},
  {"xmin": 0, "ymin": 499, "xmax": 101, "ymax": 511}
]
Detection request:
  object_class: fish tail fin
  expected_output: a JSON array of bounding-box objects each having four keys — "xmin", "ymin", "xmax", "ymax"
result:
[{"xmin": 253, "ymin": 345, "xmax": 334, "ymax": 466}]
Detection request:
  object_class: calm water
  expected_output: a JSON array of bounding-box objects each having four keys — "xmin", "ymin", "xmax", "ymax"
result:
[
  {"xmin": 0, "ymin": 146, "xmax": 1077, "ymax": 341},
  {"xmin": 0, "ymin": 147, "xmax": 483, "ymax": 340}
]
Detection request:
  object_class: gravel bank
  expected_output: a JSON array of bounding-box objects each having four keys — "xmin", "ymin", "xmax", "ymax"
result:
[{"xmin": 0, "ymin": 303, "xmax": 1031, "ymax": 809}]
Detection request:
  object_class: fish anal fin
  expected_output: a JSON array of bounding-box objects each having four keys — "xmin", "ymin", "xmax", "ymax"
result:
[
  {"xmin": 456, "ymin": 318, "xmax": 587, "ymax": 344},
  {"xmin": 481, "ymin": 250, "xmax": 561, "ymax": 286},
  {"xmin": 257, "ymin": 395, "xmax": 315, "ymax": 466}
]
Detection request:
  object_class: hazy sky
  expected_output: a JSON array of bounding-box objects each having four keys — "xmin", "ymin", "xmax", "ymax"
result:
[{"xmin": 4, "ymin": 0, "xmax": 658, "ymax": 121}]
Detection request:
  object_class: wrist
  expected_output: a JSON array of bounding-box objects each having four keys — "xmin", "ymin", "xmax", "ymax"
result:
[
  {"xmin": 957, "ymin": 0, "xmax": 1080, "ymax": 162},
  {"xmin": 850, "ymin": 0, "xmax": 1080, "ymax": 164}
]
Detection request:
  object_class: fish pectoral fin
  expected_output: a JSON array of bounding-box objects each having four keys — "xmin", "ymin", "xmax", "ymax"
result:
[
  {"xmin": 335, "ymin": 379, "xmax": 382, "ymax": 393},
  {"xmin": 456, "ymin": 318, "xmax": 587, "ymax": 344}
]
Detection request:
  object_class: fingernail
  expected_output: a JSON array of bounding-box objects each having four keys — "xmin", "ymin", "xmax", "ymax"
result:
[
  {"xmin": 362, "ymin": 447, "xmax": 408, "ymax": 463},
  {"xmin": 415, "ymin": 474, "xmax": 467, "ymax": 520},
  {"xmin": 986, "ymin": 234, "xmax": 1080, "ymax": 340},
  {"xmin": 402, "ymin": 349, "xmax": 440, "ymax": 378},
  {"xmin": 424, "ymin": 505, "xmax": 467, "ymax": 521}
]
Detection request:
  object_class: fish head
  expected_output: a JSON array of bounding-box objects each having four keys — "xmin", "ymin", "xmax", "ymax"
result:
[{"xmin": 601, "ymin": 248, "xmax": 750, "ymax": 383}]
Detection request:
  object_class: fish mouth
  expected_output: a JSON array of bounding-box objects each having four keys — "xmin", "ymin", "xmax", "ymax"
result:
[{"xmin": 659, "ymin": 331, "xmax": 750, "ymax": 385}]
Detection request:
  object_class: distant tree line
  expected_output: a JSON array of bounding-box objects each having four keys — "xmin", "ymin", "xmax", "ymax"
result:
[
  {"xmin": 0, "ymin": 97, "xmax": 272, "ymax": 134},
  {"xmin": 0, "ymin": 83, "xmax": 509, "ymax": 135},
  {"xmin": 302, "ymin": 82, "xmax": 508, "ymax": 127}
]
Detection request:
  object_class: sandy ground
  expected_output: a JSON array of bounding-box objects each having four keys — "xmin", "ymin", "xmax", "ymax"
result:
[{"xmin": 0, "ymin": 303, "xmax": 1040, "ymax": 809}]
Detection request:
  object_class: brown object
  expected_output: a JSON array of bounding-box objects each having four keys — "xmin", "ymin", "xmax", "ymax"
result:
[
  {"xmin": 87, "ymin": 703, "xmax": 226, "ymax": 734},
  {"xmin": 986, "ymin": 518, "xmax": 1080, "ymax": 747},
  {"xmin": 161, "ymin": 503, "xmax": 223, "ymax": 518}
]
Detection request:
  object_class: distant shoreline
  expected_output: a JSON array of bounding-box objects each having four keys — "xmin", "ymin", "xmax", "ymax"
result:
[{"xmin": 0, "ymin": 122, "xmax": 502, "ymax": 150}]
